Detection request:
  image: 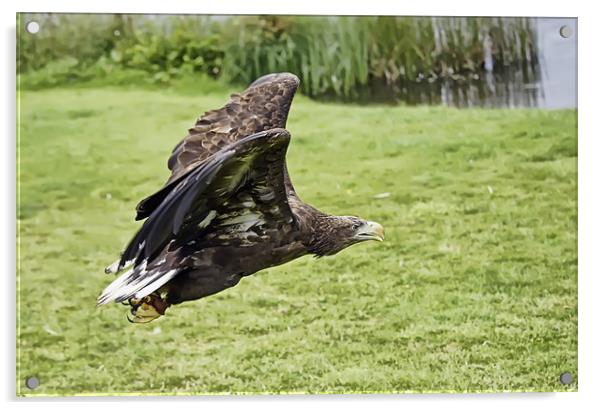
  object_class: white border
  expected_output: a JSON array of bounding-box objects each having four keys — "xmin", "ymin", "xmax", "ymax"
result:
[{"xmin": 3, "ymin": 1, "xmax": 600, "ymax": 409}]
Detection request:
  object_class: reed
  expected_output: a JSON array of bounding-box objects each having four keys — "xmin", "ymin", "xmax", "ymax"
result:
[{"xmin": 221, "ymin": 16, "xmax": 538, "ymax": 98}]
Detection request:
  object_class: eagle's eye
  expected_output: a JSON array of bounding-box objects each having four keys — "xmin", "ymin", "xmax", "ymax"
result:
[{"xmin": 351, "ymin": 221, "xmax": 362, "ymax": 230}]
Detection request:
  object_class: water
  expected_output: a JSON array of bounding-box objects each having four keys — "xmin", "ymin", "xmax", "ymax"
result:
[
  {"xmin": 536, "ymin": 18, "xmax": 577, "ymax": 109},
  {"xmin": 356, "ymin": 18, "xmax": 577, "ymax": 109}
]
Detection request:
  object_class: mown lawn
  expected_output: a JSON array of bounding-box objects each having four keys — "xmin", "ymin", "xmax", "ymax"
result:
[{"xmin": 17, "ymin": 86, "xmax": 577, "ymax": 395}]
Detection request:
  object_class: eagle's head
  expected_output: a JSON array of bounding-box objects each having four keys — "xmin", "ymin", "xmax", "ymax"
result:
[{"xmin": 309, "ymin": 216, "xmax": 385, "ymax": 257}]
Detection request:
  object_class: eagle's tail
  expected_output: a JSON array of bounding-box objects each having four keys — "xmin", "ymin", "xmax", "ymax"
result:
[{"xmin": 97, "ymin": 260, "xmax": 179, "ymax": 306}]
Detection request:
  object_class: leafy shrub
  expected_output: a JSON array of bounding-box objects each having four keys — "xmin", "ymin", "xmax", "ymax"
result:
[{"xmin": 114, "ymin": 24, "xmax": 223, "ymax": 82}]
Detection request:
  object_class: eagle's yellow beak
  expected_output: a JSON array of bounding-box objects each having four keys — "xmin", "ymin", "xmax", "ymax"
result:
[{"xmin": 355, "ymin": 221, "xmax": 385, "ymax": 242}]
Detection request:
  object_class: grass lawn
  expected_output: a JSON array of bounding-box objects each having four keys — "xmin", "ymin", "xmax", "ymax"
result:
[{"xmin": 17, "ymin": 86, "xmax": 577, "ymax": 395}]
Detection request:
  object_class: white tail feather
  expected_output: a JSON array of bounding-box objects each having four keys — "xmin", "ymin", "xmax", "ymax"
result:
[{"xmin": 97, "ymin": 260, "xmax": 179, "ymax": 306}]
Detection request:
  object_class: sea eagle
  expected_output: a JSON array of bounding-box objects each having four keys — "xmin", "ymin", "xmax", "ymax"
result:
[{"xmin": 98, "ymin": 73, "xmax": 385, "ymax": 323}]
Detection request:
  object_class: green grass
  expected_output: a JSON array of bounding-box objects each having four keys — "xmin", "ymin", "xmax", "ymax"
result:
[{"xmin": 17, "ymin": 86, "xmax": 577, "ymax": 395}]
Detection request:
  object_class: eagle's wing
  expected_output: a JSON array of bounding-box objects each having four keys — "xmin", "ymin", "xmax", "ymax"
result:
[
  {"xmin": 98, "ymin": 129, "xmax": 293, "ymax": 305},
  {"xmin": 135, "ymin": 73, "xmax": 300, "ymax": 221}
]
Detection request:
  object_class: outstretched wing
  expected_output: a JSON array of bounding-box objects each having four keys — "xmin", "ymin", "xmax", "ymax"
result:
[
  {"xmin": 135, "ymin": 72, "xmax": 300, "ymax": 220},
  {"xmin": 98, "ymin": 128, "xmax": 294, "ymax": 305}
]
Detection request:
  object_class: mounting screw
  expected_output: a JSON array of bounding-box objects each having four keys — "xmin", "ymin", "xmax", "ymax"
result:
[
  {"xmin": 559, "ymin": 25, "xmax": 573, "ymax": 39},
  {"xmin": 25, "ymin": 21, "xmax": 40, "ymax": 34},
  {"xmin": 25, "ymin": 376, "xmax": 40, "ymax": 390},
  {"xmin": 559, "ymin": 372, "xmax": 573, "ymax": 385}
]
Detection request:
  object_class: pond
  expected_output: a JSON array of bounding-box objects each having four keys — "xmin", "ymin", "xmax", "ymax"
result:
[
  {"xmin": 343, "ymin": 17, "xmax": 577, "ymax": 109},
  {"xmin": 404, "ymin": 18, "xmax": 577, "ymax": 109}
]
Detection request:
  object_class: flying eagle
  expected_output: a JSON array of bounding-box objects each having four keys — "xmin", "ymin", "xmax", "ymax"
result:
[{"xmin": 98, "ymin": 73, "xmax": 384, "ymax": 323}]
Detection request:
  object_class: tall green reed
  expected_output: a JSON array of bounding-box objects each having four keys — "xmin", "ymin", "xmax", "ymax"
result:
[{"xmin": 221, "ymin": 16, "xmax": 538, "ymax": 99}]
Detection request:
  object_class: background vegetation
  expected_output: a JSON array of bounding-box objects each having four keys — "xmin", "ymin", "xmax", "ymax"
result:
[
  {"xmin": 18, "ymin": 14, "xmax": 538, "ymax": 100},
  {"xmin": 17, "ymin": 87, "xmax": 576, "ymax": 395}
]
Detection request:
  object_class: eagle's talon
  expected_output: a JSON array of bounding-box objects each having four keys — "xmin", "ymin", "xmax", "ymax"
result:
[{"xmin": 125, "ymin": 293, "xmax": 170, "ymax": 324}]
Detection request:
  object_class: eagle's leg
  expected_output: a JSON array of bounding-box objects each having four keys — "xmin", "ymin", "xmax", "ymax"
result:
[{"xmin": 127, "ymin": 293, "xmax": 171, "ymax": 324}]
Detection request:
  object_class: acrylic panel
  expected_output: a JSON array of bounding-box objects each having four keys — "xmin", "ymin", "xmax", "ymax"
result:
[{"xmin": 16, "ymin": 13, "xmax": 577, "ymax": 396}]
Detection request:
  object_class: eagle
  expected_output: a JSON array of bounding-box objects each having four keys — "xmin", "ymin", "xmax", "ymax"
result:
[{"xmin": 98, "ymin": 73, "xmax": 385, "ymax": 323}]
